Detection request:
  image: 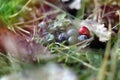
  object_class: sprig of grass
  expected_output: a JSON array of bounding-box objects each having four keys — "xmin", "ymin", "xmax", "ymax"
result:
[
  {"xmin": 8, "ymin": 0, "xmax": 31, "ymax": 18},
  {"xmin": 48, "ymin": 42, "xmax": 99, "ymax": 71},
  {"xmin": 110, "ymin": 22, "xmax": 120, "ymax": 80},
  {"xmin": 0, "ymin": 0, "xmax": 27, "ymax": 28}
]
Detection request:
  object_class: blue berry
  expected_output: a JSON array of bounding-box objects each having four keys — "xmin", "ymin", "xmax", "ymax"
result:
[
  {"xmin": 46, "ymin": 34, "xmax": 54, "ymax": 42},
  {"xmin": 68, "ymin": 36, "xmax": 78, "ymax": 45},
  {"xmin": 67, "ymin": 29, "xmax": 78, "ymax": 37},
  {"xmin": 58, "ymin": 33, "xmax": 68, "ymax": 42},
  {"xmin": 78, "ymin": 35, "xmax": 88, "ymax": 41},
  {"xmin": 43, "ymin": 34, "xmax": 54, "ymax": 45}
]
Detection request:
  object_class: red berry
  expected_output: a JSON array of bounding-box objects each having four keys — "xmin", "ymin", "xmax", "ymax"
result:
[{"xmin": 78, "ymin": 26, "xmax": 90, "ymax": 37}]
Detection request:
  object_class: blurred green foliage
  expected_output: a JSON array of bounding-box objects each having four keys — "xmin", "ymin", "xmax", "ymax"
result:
[{"xmin": 0, "ymin": 0, "xmax": 26, "ymax": 27}]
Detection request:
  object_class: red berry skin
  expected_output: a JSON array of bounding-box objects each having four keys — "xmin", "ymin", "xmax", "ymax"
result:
[{"xmin": 78, "ymin": 26, "xmax": 90, "ymax": 37}]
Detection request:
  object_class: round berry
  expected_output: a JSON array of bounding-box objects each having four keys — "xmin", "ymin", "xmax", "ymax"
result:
[
  {"xmin": 46, "ymin": 34, "xmax": 55, "ymax": 42},
  {"xmin": 68, "ymin": 36, "xmax": 78, "ymax": 45},
  {"xmin": 43, "ymin": 34, "xmax": 55, "ymax": 44},
  {"xmin": 78, "ymin": 26, "xmax": 90, "ymax": 37},
  {"xmin": 38, "ymin": 21, "xmax": 47, "ymax": 28},
  {"xmin": 78, "ymin": 35, "xmax": 88, "ymax": 41},
  {"xmin": 67, "ymin": 29, "xmax": 78, "ymax": 37},
  {"xmin": 58, "ymin": 33, "xmax": 68, "ymax": 42}
]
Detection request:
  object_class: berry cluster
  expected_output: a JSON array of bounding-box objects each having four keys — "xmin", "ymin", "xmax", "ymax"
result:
[
  {"xmin": 58, "ymin": 26, "xmax": 90, "ymax": 45},
  {"xmin": 42, "ymin": 23, "xmax": 91, "ymax": 46}
]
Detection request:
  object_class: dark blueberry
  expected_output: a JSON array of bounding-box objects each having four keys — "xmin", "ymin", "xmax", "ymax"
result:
[
  {"xmin": 58, "ymin": 33, "xmax": 68, "ymax": 42},
  {"xmin": 78, "ymin": 35, "xmax": 88, "ymax": 41}
]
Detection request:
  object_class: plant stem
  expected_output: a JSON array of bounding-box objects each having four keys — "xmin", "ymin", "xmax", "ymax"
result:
[
  {"xmin": 69, "ymin": 55, "xmax": 98, "ymax": 71},
  {"xmin": 96, "ymin": 20, "xmax": 112, "ymax": 80},
  {"xmin": 110, "ymin": 24, "xmax": 120, "ymax": 80}
]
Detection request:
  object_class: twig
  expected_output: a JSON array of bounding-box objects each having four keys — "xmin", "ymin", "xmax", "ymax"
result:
[
  {"xmin": 75, "ymin": 36, "xmax": 94, "ymax": 46},
  {"xmin": 55, "ymin": 42, "xmax": 70, "ymax": 50},
  {"xmin": 94, "ymin": 0, "xmax": 99, "ymax": 8},
  {"xmin": 15, "ymin": 26, "xmax": 30, "ymax": 34},
  {"xmin": 14, "ymin": 10, "xmax": 61, "ymax": 26}
]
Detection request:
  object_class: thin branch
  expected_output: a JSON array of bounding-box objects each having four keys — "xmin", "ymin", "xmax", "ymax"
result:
[{"xmin": 14, "ymin": 10, "xmax": 61, "ymax": 26}]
